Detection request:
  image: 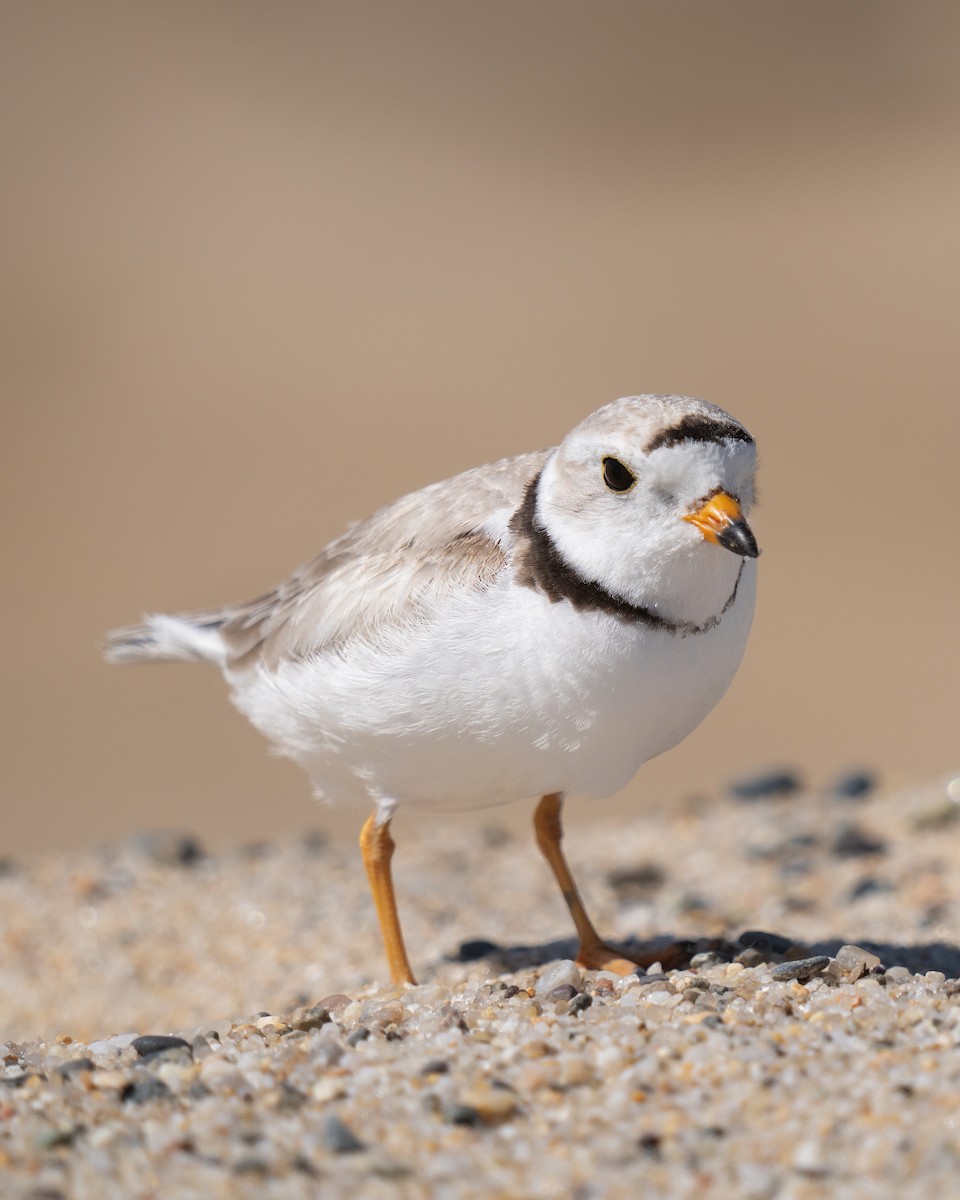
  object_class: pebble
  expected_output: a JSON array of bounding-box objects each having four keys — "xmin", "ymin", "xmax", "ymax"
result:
[
  {"xmin": 457, "ymin": 1083, "xmax": 519, "ymax": 1123},
  {"xmin": 769, "ymin": 957, "xmax": 831, "ymax": 983},
  {"xmin": 131, "ymin": 830, "xmax": 205, "ymax": 867},
  {"xmin": 131, "ymin": 1035, "xmax": 191, "ymax": 1058},
  {"xmin": 288, "ymin": 1005, "xmax": 330, "ymax": 1032},
  {"xmin": 322, "ymin": 1114, "xmax": 367, "ymax": 1154},
  {"xmin": 729, "ymin": 768, "xmax": 802, "ymax": 800},
  {"xmin": 122, "ymin": 1076, "xmax": 172, "ymax": 1104},
  {"xmin": 830, "ymin": 824, "xmax": 887, "ymax": 858},
  {"xmin": 542, "ymin": 984, "xmax": 579, "ymax": 1004},
  {"xmin": 834, "ymin": 944, "xmax": 883, "ymax": 980},
  {"xmin": 54, "ymin": 1057, "xmax": 95, "ymax": 1078},
  {"xmin": 534, "ymin": 960, "xmax": 583, "ymax": 996},
  {"xmin": 829, "ymin": 770, "xmax": 877, "ymax": 801}
]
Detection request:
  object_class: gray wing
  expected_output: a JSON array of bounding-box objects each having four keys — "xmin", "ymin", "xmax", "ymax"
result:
[{"xmin": 217, "ymin": 449, "xmax": 550, "ymax": 670}]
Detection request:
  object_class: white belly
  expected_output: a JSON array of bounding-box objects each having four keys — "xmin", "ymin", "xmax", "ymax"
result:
[{"xmin": 228, "ymin": 565, "xmax": 756, "ymax": 813}]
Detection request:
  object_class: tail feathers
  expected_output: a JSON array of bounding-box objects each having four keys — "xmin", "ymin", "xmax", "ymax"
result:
[{"xmin": 103, "ymin": 612, "xmax": 228, "ymax": 667}]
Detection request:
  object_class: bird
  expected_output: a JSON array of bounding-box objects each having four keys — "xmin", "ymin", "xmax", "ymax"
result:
[{"xmin": 104, "ymin": 394, "xmax": 759, "ymax": 986}]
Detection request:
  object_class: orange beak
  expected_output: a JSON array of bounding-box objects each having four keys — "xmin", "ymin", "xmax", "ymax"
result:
[{"xmin": 683, "ymin": 492, "xmax": 759, "ymax": 558}]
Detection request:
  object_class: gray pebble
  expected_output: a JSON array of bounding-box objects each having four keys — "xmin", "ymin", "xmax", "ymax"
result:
[
  {"xmin": 122, "ymin": 1076, "xmax": 172, "ymax": 1104},
  {"xmin": 346, "ymin": 1027, "xmax": 371, "ymax": 1047},
  {"xmin": 829, "ymin": 770, "xmax": 877, "ymax": 801},
  {"xmin": 131, "ymin": 1035, "xmax": 191, "ymax": 1058},
  {"xmin": 730, "ymin": 768, "xmax": 802, "ymax": 801},
  {"xmin": 322, "ymin": 1114, "xmax": 366, "ymax": 1153},
  {"xmin": 770, "ymin": 957, "xmax": 831, "ymax": 983},
  {"xmin": 543, "ymin": 984, "xmax": 579, "ymax": 1003},
  {"xmin": 54, "ymin": 1058, "xmax": 95, "ymax": 1078},
  {"xmin": 849, "ymin": 876, "xmax": 894, "ymax": 900}
]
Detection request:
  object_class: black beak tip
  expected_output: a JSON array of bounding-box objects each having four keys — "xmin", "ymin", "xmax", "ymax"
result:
[{"xmin": 717, "ymin": 521, "xmax": 760, "ymax": 559}]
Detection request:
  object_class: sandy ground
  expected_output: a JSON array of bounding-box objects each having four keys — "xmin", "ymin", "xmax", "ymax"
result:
[{"xmin": 2, "ymin": 773, "xmax": 960, "ymax": 1197}]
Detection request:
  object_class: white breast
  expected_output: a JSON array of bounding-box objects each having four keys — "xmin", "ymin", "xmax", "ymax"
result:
[{"xmin": 227, "ymin": 564, "xmax": 756, "ymax": 814}]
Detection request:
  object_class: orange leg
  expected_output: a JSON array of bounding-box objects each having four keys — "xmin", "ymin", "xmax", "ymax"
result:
[
  {"xmin": 534, "ymin": 793, "xmax": 677, "ymax": 975},
  {"xmin": 360, "ymin": 812, "xmax": 417, "ymax": 986}
]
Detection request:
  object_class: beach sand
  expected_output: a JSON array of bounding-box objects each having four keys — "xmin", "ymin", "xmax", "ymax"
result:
[{"xmin": 2, "ymin": 773, "xmax": 959, "ymax": 1197}]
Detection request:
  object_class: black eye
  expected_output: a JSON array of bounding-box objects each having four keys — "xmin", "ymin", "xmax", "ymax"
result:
[{"xmin": 602, "ymin": 456, "xmax": 636, "ymax": 492}]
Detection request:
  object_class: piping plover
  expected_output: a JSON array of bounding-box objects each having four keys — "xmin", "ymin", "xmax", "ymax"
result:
[{"xmin": 105, "ymin": 394, "xmax": 759, "ymax": 984}]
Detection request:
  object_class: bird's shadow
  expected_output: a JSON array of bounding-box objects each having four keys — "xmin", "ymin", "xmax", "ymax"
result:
[{"xmin": 447, "ymin": 932, "xmax": 960, "ymax": 978}]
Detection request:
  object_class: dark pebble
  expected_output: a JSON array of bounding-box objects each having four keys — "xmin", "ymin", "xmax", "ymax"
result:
[
  {"xmin": 322, "ymin": 1114, "xmax": 367, "ymax": 1154},
  {"xmin": 849, "ymin": 876, "xmax": 894, "ymax": 900},
  {"xmin": 830, "ymin": 824, "xmax": 887, "ymax": 858},
  {"xmin": 638, "ymin": 1132, "xmax": 662, "ymax": 1158},
  {"xmin": 292, "ymin": 1155, "xmax": 320, "ymax": 1177},
  {"xmin": 122, "ymin": 1076, "xmax": 173, "ymax": 1104},
  {"xmin": 770, "ymin": 957, "xmax": 831, "ymax": 983},
  {"xmin": 636, "ymin": 973, "xmax": 672, "ymax": 988},
  {"xmin": 133, "ymin": 830, "xmax": 205, "ymax": 867},
  {"xmin": 607, "ymin": 862, "xmax": 667, "ymax": 901},
  {"xmin": 456, "ymin": 939, "xmax": 500, "ymax": 962},
  {"xmin": 734, "ymin": 948, "xmax": 766, "ymax": 967},
  {"xmin": 445, "ymin": 1104, "xmax": 482, "ymax": 1127},
  {"xmin": 346, "ymin": 1027, "xmax": 371, "ymax": 1047},
  {"xmin": 421, "ymin": 1059, "xmax": 449, "ymax": 1076},
  {"xmin": 502, "ymin": 985, "xmax": 522, "ymax": 999},
  {"xmin": 54, "ymin": 1058, "xmax": 96, "ymax": 1078},
  {"xmin": 730, "ymin": 768, "xmax": 802, "ymax": 801},
  {"xmin": 568, "ymin": 992, "xmax": 593, "ymax": 1016},
  {"xmin": 739, "ymin": 930, "xmax": 795, "ymax": 956},
  {"xmin": 830, "ymin": 771, "xmax": 877, "ymax": 801},
  {"xmin": 132, "ymin": 1035, "xmax": 191, "ymax": 1058},
  {"xmin": 1, "ymin": 1073, "xmax": 34, "ymax": 1088}
]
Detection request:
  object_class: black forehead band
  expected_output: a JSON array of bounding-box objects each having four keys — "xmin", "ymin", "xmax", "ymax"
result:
[{"xmin": 645, "ymin": 414, "xmax": 754, "ymax": 454}]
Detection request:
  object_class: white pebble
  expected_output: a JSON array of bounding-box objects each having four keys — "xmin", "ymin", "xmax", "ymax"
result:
[{"xmin": 535, "ymin": 960, "xmax": 583, "ymax": 996}]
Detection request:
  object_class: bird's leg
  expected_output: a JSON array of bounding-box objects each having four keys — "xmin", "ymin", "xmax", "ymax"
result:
[
  {"xmin": 533, "ymin": 793, "xmax": 675, "ymax": 975},
  {"xmin": 360, "ymin": 812, "xmax": 417, "ymax": 986}
]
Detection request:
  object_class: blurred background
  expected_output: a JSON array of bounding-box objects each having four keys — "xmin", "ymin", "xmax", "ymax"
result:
[{"xmin": 2, "ymin": 1, "xmax": 957, "ymax": 856}]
